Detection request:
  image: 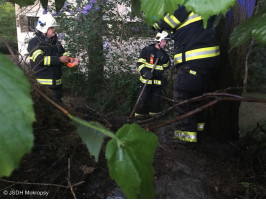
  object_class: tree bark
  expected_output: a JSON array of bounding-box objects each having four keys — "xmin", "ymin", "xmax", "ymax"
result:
[{"xmin": 205, "ymin": 2, "xmax": 254, "ymax": 141}]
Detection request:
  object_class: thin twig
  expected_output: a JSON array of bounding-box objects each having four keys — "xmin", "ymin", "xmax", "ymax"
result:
[
  {"xmin": 67, "ymin": 158, "xmax": 77, "ymax": 199},
  {"xmin": 145, "ymin": 100, "xmax": 219, "ymax": 130},
  {"xmin": 0, "ymin": 178, "xmax": 84, "ymax": 189},
  {"xmin": 32, "ymin": 85, "xmax": 69, "ymax": 115}
]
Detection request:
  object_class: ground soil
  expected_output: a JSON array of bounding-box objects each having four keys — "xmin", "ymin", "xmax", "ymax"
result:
[{"xmin": 0, "ymin": 88, "xmax": 265, "ymax": 199}]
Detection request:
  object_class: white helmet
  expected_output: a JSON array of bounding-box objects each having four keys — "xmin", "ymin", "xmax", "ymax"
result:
[
  {"xmin": 155, "ymin": 31, "xmax": 170, "ymax": 43},
  {"xmin": 36, "ymin": 13, "xmax": 59, "ymax": 33}
]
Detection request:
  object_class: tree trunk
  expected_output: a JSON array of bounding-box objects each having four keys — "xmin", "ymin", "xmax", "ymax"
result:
[
  {"xmin": 205, "ymin": 2, "xmax": 255, "ymax": 141},
  {"xmin": 86, "ymin": 1, "xmax": 105, "ymax": 96}
]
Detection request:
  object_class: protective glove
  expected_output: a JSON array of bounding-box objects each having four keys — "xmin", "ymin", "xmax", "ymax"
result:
[
  {"xmin": 143, "ymin": 70, "xmax": 153, "ymax": 79},
  {"xmin": 155, "ymin": 51, "xmax": 164, "ymax": 60}
]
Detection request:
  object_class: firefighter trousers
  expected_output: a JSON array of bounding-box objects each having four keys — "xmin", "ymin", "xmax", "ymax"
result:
[
  {"xmin": 135, "ymin": 83, "xmax": 162, "ymax": 116},
  {"xmin": 173, "ymin": 61, "xmax": 218, "ymax": 142}
]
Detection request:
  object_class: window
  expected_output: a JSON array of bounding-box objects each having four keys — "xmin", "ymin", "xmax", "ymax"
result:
[{"xmin": 28, "ymin": 17, "xmax": 38, "ymax": 32}]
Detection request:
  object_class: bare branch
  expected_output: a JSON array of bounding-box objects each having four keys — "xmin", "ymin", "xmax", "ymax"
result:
[{"xmin": 0, "ymin": 178, "xmax": 84, "ymax": 189}]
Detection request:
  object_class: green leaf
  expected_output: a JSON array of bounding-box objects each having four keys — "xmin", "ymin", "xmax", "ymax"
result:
[
  {"xmin": 40, "ymin": 0, "xmax": 49, "ymax": 10},
  {"xmin": 141, "ymin": 0, "xmax": 236, "ymax": 26},
  {"xmin": 0, "ymin": 54, "xmax": 35, "ymax": 178},
  {"xmin": 55, "ymin": 0, "xmax": 66, "ymax": 12},
  {"xmin": 14, "ymin": 0, "xmax": 36, "ymax": 7},
  {"xmin": 71, "ymin": 116, "xmax": 115, "ymax": 162},
  {"xmin": 106, "ymin": 123, "xmax": 158, "ymax": 199},
  {"xmin": 184, "ymin": 0, "xmax": 236, "ymax": 27},
  {"xmin": 230, "ymin": 9, "xmax": 266, "ymax": 49},
  {"xmin": 141, "ymin": 0, "xmax": 184, "ymax": 25},
  {"xmin": 132, "ymin": 0, "xmax": 142, "ymax": 17}
]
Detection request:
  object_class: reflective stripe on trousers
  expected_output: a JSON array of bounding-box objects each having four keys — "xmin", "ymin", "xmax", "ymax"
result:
[
  {"xmin": 174, "ymin": 130, "xmax": 197, "ymax": 142},
  {"xmin": 37, "ymin": 79, "xmax": 62, "ymax": 85},
  {"xmin": 139, "ymin": 76, "xmax": 162, "ymax": 85}
]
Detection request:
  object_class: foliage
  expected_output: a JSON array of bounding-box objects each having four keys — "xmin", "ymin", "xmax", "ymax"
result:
[
  {"xmin": 239, "ymin": 123, "xmax": 266, "ymax": 198},
  {"xmin": 0, "ymin": 54, "xmax": 35, "ymax": 178},
  {"xmin": 106, "ymin": 123, "xmax": 158, "ymax": 199},
  {"xmin": 12, "ymin": 0, "xmax": 35, "ymax": 7},
  {"xmin": 57, "ymin": 0, "xmax": 150, "ymax": 114},
  {"xmin": 0, "ymin": 2, "xmax": 17, "ymax": 53},
  {"xmin": 140, "ymin": 0, "xmax": 236, "ymax": 26},
  {"xmin": 139, "ymin": 0, "xmax": 266, "ymax": 46},
  {"xmin": 230, "ymin": 5, "xmax": 266, "ymax": 49},
  {"xmin": 69, "ymin": 115, "xmax": 159, "ymax": 199},
  {"xmin": 0, "ymin": 53, "xmax": 158, "ymax": 198},
  {"xmin": 247, "ymin": 43, "xmax": 266, "ymax": 87}
]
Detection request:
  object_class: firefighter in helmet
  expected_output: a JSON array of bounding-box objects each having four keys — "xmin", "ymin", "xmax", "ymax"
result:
[
  {"xmin": 153, "ymin": 5, "xmax": 220, "ymax": 143},
  {"xmin": 27, "ymin": 12, "xmax": 79, "ymax": 103},
  {"xmin": 135, "ymin": 31, "xmax": 171, "ymax": 118}
]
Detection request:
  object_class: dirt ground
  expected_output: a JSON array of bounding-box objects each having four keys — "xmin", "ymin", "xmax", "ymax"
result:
[{"xmin": 0, "ymin": 90, "xmax": 265, "ymax": 199}]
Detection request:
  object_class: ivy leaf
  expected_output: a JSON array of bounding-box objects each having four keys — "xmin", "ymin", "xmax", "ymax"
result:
[
  {"xmin": 71, "ymin": 116, "xmax": 115, "ymax": 162},
  {"xmin": 13, "ymin": 0, "xmax": 36, "ymax": 7},
  {"xmin": 0, "ymin": 54, "xmax": 35, "ymax": 178},
  {"xmin": 230, "ymin": 8, "xmax": 266, "ymax": 49},
  {"xmin": 106, "ymin": 124, "xmax": 158, "ymax": 199}
]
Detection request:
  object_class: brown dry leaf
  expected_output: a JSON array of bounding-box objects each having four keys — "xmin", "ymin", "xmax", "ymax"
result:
[{"xmin": 80, "ymin": 165, "xmax": 95, "ymax": 175}]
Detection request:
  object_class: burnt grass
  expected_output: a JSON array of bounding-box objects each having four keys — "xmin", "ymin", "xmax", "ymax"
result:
[{"xmin": 0, "ymin": 84, "xmax": 265, "ymax": 199}]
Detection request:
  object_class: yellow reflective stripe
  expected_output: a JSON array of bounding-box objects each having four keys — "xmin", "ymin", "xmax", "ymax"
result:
[
  {"xmin": 177, "ymin": 12, "xmax": 202, "ymax": 30},
  {"xmin": 36, "ymin": 79, "xmax": 62, "ymax": 85},
  {"xmin": 56, "ymin": 79, "xmax": 62, "ymax": 85},
  {"xmin": 185, "ymin": 46, "xmax": 220, "ymax": 61},
  {"xmin": 174, "ymin": 130, "xmax": 197, "ymax": 142},
  {"xmin": 138, "ymin": 58, "xmax": 146, "ymax": 63},
  {"xmin": 164, "ymin": 14, "xmax": 181, "ymax": 29},
  {"xmin": 63, "ymin": 52, "xmax": 70, "ymax": 56},
  {"xmin": 139, "ymin": 76, "xmax": 161, "ymax": 85},
  {"xmin": 149, "ymin": 112, "xmax": 158, "ymax": 116},
  {"xmin": 163, "ymin": 61, "xmax": 170, "ymax": 68},
  {"xmin": 135, "ymin": 113, "xmax": 145, "ymax": 118},
  {"xmin": 174, "ymin": 53, "xmax": 182, "ymax": 65},
  {"xmin": 138, "ymin": 64, "xmax": 145, "ymax": 72},
  {"xmin": 145, "ymin": 63, "xmax": 164, "ymax": 70},
  {"xmin": 153, "ymin": 23, "xmax": 160, "ymax": 30},
  {"xmin": 44, "ymin": 56, "xmax": 51, "ymax": 66},
  {"xmin": 140, "ymin": 76, "xmax": 152, "ymax": 84},
  {"xmin": 31, "ymin": 49, "xmax": 43, "ymax": 62},
  {"xmin": 197, "ymin": 123, "xmax": 205, "ymax": 131},
  {"xmin": 153, "ymin": 80, "xmax": 162, "ymax": 85},
  {"xmin": 189, "ymin": 70, "xmax": 197, "ymax": 75},
  {"xmin": 36, "ymin": 79, "xmax": 53, "ymax": 85},
  {"xmin": 174, "ymin": 46, "xmax": 220, "ymax": 65}
]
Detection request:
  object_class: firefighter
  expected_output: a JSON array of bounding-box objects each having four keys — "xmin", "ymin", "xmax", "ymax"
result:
[
  {"xmin": 152, "ymin": 5, "xmax": 220, "ymax": 143},
  {"xmin": 27, "ymin": 13, "xmax": 79, "ymax": 103},
  {"xmin": 135, "ymin": 31, "xmax": 171, "ymax": 118}
]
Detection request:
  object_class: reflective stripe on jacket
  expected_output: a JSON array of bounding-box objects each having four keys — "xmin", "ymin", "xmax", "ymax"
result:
[
  {"xmin": 136, "ymin": 44, "xmax": 170, "ymax": 85},
  {"xmin": 153, "ymin": 5, "xmax": 220, "ymax": 66},
  {"xmin": 27, "ymin": 32, "xmax": 68, "ymax": 87}
]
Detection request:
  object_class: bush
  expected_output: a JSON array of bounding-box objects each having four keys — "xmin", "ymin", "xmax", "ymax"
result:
[{"xmin": 248, "ymin": 44, "xmax": 266, "ymax": 87}]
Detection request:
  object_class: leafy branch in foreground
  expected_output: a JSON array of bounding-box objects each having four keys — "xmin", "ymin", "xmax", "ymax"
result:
[{"xmin": 0, "ymin": 53, "xmax": 158, "ymax": 198}]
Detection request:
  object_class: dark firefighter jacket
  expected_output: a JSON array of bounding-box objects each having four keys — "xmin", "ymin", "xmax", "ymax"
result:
[
  {"xmin": 137, "ymin": 44, "xmax": 170, "ymax": 86},
  {"xmin": 153, "ymin": 5, "xmax": 220, "ymax": 69},
  {"xmin": 27, "ymin": 32, "xmax": 69, "ymax": 88}
]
